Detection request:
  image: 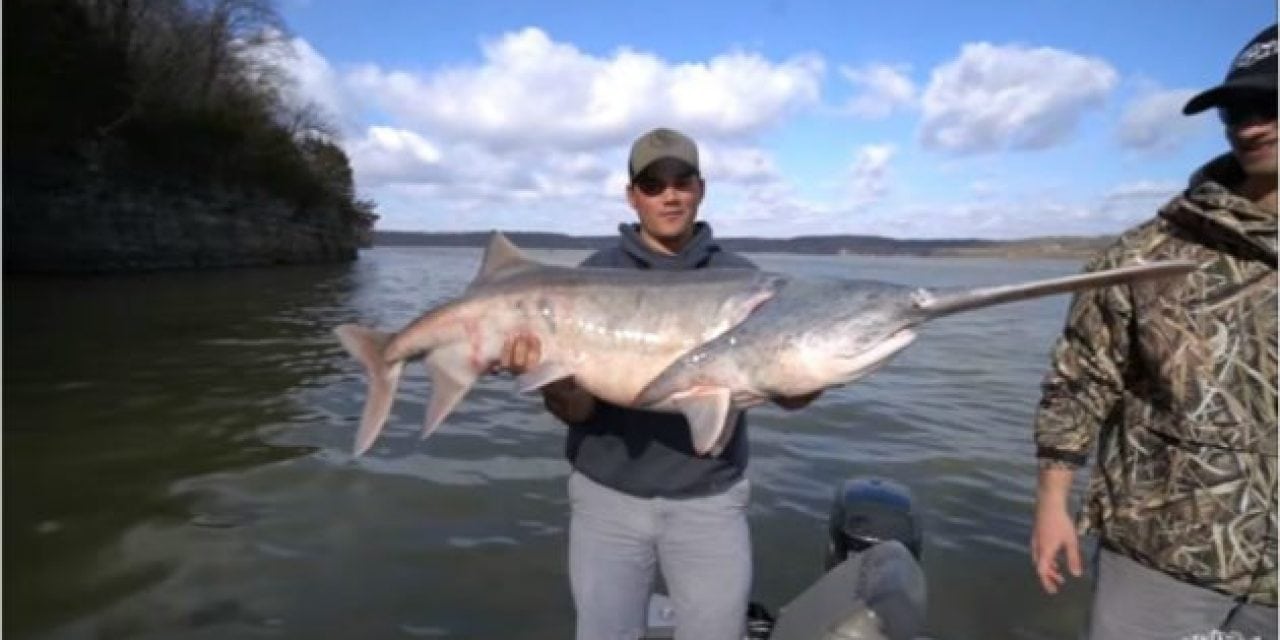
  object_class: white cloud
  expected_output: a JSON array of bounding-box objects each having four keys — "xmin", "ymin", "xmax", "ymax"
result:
[
  {"xmin": 701, "ymin": 145, "xmax": 895, "ymax": 237},
  {"xmin": 839, "ymin": 63, "xmax": 917, "ymax": 118},
  {"xmin": 969, "ymin": 180, "xmax": 996, "ymax": 198},
  {"xmin": 867, "ymin": 200, "xmax": 1104, "ymax": 239},
  {"xmin": 345, "ymin": 28, "xmax": 824, "ymax": 149},
  {"xmin": 265, "ymin": 29, "xmax": 825, "ymax": 232},
  {"xmin": 271, "ymin": 29, "xmax": 1185, "ymax": 240},
  {"xmin": 847, "ymin": 144, "xmax": 895, "ymax": 203},
  {"xmin": 347, "ymin": 127, "xmax": 447, "ymax": 185},
  {"xmin": 369, "ymin": 172, "xmax": 628, "ymax": 234},
  {"xmin": 1116, "ymin": 88, "xmax": 1203, "ymax": 152},
  {"xmin": 874, "ymin": 181, "xmax": 1176, "ymax": 239},
  {"xmin": 244, "ymin": 35, "xmax": 358, "ymax": 132},
  {"xmin": 702, "ymin": 146, "xmax": 782, "ymax": 185},
  {"xmin": 1102, "ymin": 180, "xmax": 1181, "ymax": 201},
  {"xmin": 285, "ymin": 38, "xmax": 350, "ymax": 124},
  {"xmin": 1098, "ymin": 180, "xmax": 1180, "ymax": 222},
  {"xmin": 919, "ymin": 42, "xmax": 1118, "ymax": 154},
  {"xmin": 713, "ymin": 182, "xmax": 833, "ymax": 232}
]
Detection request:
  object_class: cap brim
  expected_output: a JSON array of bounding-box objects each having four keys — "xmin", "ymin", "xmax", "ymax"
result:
[
  {"xmin": 631, "ymin": 157, "xmax": 698, "ymax": 179},
  {"xmin": 1183, "ymin": 78, "xmax": 1278, "ymax": 115},
  {"xmin": 1183, "ymin": 86, "xmax": 1229, "ymax": 115}
]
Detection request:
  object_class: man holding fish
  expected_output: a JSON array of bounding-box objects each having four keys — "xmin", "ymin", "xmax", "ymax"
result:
[{"xmin": 499, "ymin": 127, "xmax": 819, "ymax": 640}]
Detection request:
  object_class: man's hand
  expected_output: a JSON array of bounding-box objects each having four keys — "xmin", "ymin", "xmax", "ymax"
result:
[
  {"xmin": 1030, "ymin": 466, "xmax": 1083, "ymax": 594},
  {"xmin": 773, "ymin": 390, "xmax": 822, "ymax": 410},
  {"xmin": 497, "ymin": 333, "xmax": 540, "ymax": 375},
  {"xmin": 496, "ymin": 334, "xmax": 595, "ymax": 424}
]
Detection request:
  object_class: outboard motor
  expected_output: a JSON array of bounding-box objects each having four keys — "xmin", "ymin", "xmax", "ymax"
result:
[
  {"xmin": 768, "ymin": 477, "xmax": 927, "ymax": 640},
  {"xmin": 825, "ymin": 477, "xmax": 923, "ymax": 569},
  {"xmin": 644, "ymin": 477, "xmax": 927, "ymax": 640}
]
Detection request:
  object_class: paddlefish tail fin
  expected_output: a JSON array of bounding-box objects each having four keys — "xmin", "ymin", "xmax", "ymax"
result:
[
  {"xmin": 918, "ymin": 260, "xmax": 1197, "ymax": 319},
  {"xmin": 335, "ymin": 324, "xmax": 404, "ymax": 456}
]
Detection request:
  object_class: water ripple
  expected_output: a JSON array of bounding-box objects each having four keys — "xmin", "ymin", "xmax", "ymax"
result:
[{"xmin": 5, "ymin": 249, "xmax": 1091, "ymax": 640}]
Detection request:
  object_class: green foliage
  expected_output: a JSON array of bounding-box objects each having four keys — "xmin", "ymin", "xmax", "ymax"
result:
[{"xmin": 4, "ymin": 0, "xmax": 378, "ymax": 230}]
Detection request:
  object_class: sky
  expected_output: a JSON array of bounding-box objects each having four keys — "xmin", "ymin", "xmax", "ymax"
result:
[{"xmin": 270, "ymin": 1, "xmax": 1276, "ymax": 239}]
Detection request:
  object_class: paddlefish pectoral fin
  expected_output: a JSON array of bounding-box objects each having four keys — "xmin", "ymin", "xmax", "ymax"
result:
[
  {"xmin": 706, "ymin": 408, "xmax": 742, "ymax": 458},
  {"xmin": 335, "ymin": 324, "xmax": 402, "ymax": 456},
  {"xmin": 671, "ymin": 387, "xmax": 735, "ymax": 456},
  {"xmin": 423, "ymin": 343, "xmax": 481, "ymax": 439},
  {"xmin": 515, "ymin": 362, "xmax": 575, "ymax": 394}
]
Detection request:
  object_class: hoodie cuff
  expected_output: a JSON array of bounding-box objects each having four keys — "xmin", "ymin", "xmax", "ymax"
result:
[{"xmin": 1036, "ymin": 446, "xmax": 1088, "ymax": 468}]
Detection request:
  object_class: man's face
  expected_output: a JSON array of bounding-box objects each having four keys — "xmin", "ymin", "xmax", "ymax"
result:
[
  {"xmin": 626, "ymin": 160, "xmax": 704, "ymax": 252},
  {"xmin": 1220, "ymin": 95, "xmax": 1278, "ymax": 177}
]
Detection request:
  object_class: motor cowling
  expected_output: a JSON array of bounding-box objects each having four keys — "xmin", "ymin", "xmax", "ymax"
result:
[{"xmin": 825, "ymin": 477, "xmax": 922, "ymax": 570}]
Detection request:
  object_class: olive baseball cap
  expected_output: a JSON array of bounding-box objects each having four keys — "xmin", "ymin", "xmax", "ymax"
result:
[
  {"xmin": 628, "ymin": 127, "xmax": 700, "ymax": 178},
  {"xmin": 1184, "ymin": 24, "xmax": 1278, "ymax": 115}
]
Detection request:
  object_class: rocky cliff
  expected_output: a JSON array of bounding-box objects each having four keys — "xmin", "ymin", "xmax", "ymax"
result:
[{"xmin": 5, "ymin": 176, "xmax": 368, "ymax": 274}]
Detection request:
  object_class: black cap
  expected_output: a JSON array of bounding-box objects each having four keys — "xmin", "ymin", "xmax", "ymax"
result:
[{"xmin": 1184, "ymin": 24, "xmax": 1278, "ymax": 115}]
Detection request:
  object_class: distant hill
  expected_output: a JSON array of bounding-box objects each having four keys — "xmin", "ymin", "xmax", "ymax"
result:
[{"xmin": 373, "ymin": 230, "xmax": 1113, "ymax": 259}]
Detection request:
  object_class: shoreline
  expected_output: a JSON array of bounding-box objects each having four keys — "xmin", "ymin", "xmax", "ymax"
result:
[
  {"xmin": 368, "ymin": 243, "xmax": 1100, "ymax": 262},
  {"xmin": 372, "ymin": 229, "xmax": 1110, "ymax": 262}
]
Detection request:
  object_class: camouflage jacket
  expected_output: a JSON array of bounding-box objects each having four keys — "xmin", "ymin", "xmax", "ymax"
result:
[{"xmin": 1034, "ymin": 154, "xmax": 1278, "ymax": 604}]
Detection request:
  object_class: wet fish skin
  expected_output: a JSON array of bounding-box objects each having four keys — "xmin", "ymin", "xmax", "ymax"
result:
[
  {"xmin": 336, "ymin": 231, "xmax": 1196, "ymax": 457},
  {"xmin": 334, "ymin": 232, "xmax": 783, "ymax": 455},
  {"xmin": 633, "ymin": 259, "xmax": 1199, "ymax": 454}
]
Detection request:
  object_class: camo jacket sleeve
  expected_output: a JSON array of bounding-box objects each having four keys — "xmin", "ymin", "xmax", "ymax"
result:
[{"xmin": 1033, "ymin": 248, "xmax": 1133, "ymax": 467}]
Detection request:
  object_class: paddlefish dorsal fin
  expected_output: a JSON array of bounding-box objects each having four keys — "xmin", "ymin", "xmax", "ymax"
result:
[{"xmin": 473, "ymin": 231, "xmax": 539, "ymax": 286}]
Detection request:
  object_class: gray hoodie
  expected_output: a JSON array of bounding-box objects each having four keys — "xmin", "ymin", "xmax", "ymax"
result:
[{"xmin": 565, "ymin": 222, "xmax": 756, "ymax": 498}]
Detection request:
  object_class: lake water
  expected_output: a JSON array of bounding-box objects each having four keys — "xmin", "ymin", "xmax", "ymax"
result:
[{"xmin": 5, "ymin": 247, "xmax": 1098, "ymax": 639}]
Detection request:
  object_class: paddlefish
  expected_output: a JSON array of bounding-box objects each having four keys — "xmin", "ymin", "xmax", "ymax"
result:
[
  {"xmin": 336, "ymin": 232, "xmax": 1196, "ymax": 456},
  {"xmin": 633, "ymin": 258, "xmax": 1197, "ymax": 453},
  {"xmin": 336, "ymin": 232, "xmax": 782, "ymax": 455}
]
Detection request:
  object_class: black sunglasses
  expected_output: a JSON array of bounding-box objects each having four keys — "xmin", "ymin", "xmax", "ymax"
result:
[
  {"xmin": 631, "ymin": 173, "xmax": 699, "ymax": 197},
  {"xmin": 1218, "ymin": 100, "xmax": 1278, "ymax": 127}
]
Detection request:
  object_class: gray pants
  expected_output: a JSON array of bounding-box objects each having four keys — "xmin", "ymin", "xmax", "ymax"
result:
[
  {"xmin": 1089, "ymin": 548, "xmax": 1278, "ymax": 640},
  {"xmin": 567, "ymin": 471, "xmax": 752, "ymax": 640}
]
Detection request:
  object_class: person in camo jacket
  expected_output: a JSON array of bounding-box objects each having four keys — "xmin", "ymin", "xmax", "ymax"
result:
[{"xmin": 1029, "ymin": 24, "xmax": 1278, "ymax": 640}]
